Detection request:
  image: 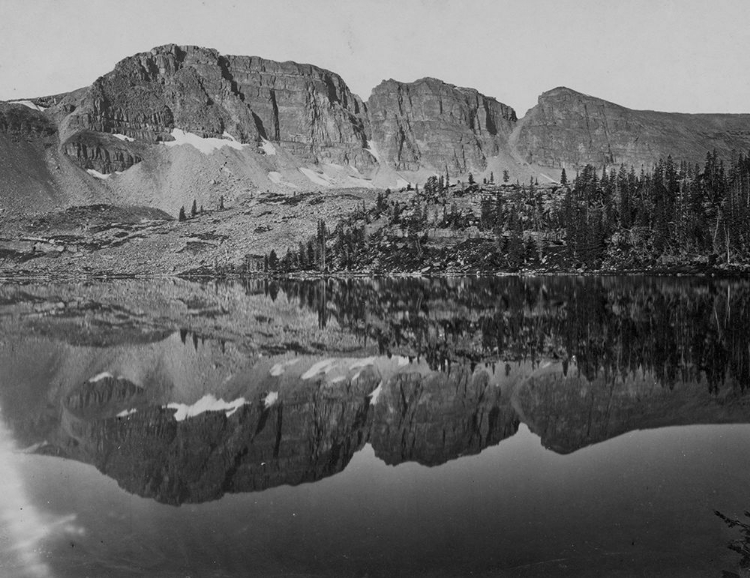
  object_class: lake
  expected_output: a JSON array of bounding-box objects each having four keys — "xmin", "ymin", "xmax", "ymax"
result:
[{"xmin": 0, "ymin": 276, "xmax": 748, "ymax": 577}]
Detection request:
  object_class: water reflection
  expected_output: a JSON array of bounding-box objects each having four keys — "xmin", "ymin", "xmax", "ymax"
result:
[{"xmin": 0, "ymin": 276, "xmax": 749, "ymax": 576}]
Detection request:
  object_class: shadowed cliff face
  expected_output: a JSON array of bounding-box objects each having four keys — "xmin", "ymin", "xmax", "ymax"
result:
[
  {"xmin": 369, "ymin": 365, "xmax": 519, "ymax": 466},
  {"xmin": 52, "ymin": 372, "xmax": 377, "ymax": 505},
  {"xmin": 367, "ymin": 77, "xmax": 517, "ymax": 174},
  {"xmin": 515, "ymin": 87, "xmax": 750, "ymax": 169},
  {"xmin": 31, "ymin": 364, "xmax": 519, "ymax": 505}
]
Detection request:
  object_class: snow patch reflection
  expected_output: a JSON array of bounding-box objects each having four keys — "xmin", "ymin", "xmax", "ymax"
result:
[
  {"xmin": 301, "ymin": 359, "xmax": 337, "ymax": 380},
  {"xmin": 165, "ymin": 395, "xmax": 248, "ymax": 421}
]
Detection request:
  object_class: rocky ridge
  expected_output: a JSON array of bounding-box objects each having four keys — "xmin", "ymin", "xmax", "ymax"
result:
[
  {"xmin": 367, "ymin": 77, "xmax": 517, "ymax": 174},
  {"xmin": 515, "ymin": 86, "xmax": 750, "ymax": 169},
  {"xmin": 2, "ymin": 44, "xmax": 750, "ymax": 217}
]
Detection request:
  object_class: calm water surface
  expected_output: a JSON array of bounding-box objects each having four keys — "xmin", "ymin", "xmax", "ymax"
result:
[{"xmin": 0, "ymin": 276, "xmax": 748, "ymax": 577}]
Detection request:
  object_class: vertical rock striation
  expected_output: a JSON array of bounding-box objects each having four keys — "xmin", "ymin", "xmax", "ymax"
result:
[
  {"xmin": 59, "ymin": 44, "xmax": 374, "ymax": 173},
  {"xmin": 367, "ymin": 77, "xmax": 517, "ymax": 174}
]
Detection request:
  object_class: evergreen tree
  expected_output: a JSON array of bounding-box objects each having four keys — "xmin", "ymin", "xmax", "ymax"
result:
[
  {"xmin": 178, "ymin": 206, "xmax": 186, "ymax": 221},
  {"xmin": 191, "ymin": 199, "xmax": 197, "ymax": 217},
  {"xmin": 298, "ymin": 241, "xmax": 308, "ymax": 269},
  {"xmin": 560, "ymin": 168, "xmax": 568, "ymax": 185},
  {"xmin": 268, "ymin": 250, "xmax": 278, "ymax": 270},
  {"xmin": 317, "ymin": 219, "xmax": 328, "ymax": 270},
  {"xmin": 503, "ymin": 170, "xmax": 510, "ymax": 183}
]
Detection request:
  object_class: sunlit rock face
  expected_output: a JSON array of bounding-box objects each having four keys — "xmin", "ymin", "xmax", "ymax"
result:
[
  {"xmin": 514, "ymin": 86, "xmax": 750, "ymax": 169},
  {"xmin": 59, "ymin": 44, "xmax": 374, "ymax": 173},
  {"xmin": 367, "ymin": 77, "xmax": 517, "ymax": 174}
]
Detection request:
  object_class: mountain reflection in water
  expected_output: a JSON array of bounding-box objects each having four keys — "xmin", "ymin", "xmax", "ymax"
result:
[{"xmin": 0, "ymin": 276, "xmax": 749, "ymax": 577}]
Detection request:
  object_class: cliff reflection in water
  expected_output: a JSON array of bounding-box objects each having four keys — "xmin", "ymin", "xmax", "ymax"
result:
[{"xmin": 1, "ymin": 276, "xmax": 749, "ymax": 506}]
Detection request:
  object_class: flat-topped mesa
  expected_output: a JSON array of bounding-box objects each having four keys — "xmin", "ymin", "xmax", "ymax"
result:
[
  {"xmin": 59, "ymin": 44, "xmax": 374, "ymax": 173},
  {"xmin": 367, "ymin": 77, "xmax": 517, "ymax": 175},
  {"xmin": 515, "ymin": 86, "xmax": 750, "ymax": 170}
]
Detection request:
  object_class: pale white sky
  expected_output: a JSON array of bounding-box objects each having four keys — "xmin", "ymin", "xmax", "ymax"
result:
[{"xmin": 0, "ymin": 0, "xmax": 748, "ymax": 116}]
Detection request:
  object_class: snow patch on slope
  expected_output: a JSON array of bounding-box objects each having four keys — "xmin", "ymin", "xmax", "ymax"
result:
[
  {"xmin": 260, "ymin": 139, "xmax": 277, "ymax": 155},
  {"xmin": 10, "ymin": 100, "xmax": 46, "ymax": 112},
  {"xmin": 112, "ymin": 134, "xmax": 134, "ymax": 142},
  {"xmin": 299, "ymin": 167, "xmax": 334, "ymax": 187},
  {"xmin": 368, "ymin": 381, "xmax": 384, "ymax": 405},
  {"xmin": 164, "ymin": 129, "xmax": 246, "ymax": 154},
  {"xmin": 263, "ymin": 391, "xmax": 279, "ymax": 408},
  {"xmin": 87, "ymin": 169, "xmax": 110, "ymax": 180},
  {"xmin": 365, "ymin": 140, "xmax": 381, "ymax": 163},
  {"xmin": 268, "ymin": 172, "xmax": 298, "ymax": 188}
]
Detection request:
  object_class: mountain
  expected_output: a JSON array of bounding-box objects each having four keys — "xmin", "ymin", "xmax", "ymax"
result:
[
  {"xmin": 2, "ymin": 44, "xmax": 750, "ymax": 215},
  {"xmin": 367, "ymin": 77, "xmax": 517, "ymax": 174},
  {"xmin": 514, "ymin": 86, "xmax": 750, "ymax": 169}
]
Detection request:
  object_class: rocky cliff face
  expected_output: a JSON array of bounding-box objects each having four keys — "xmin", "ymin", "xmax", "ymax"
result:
[
  {"xmin": 60, "ymin": 44, "xmax": 373, "ymax": 172},
  {"xmin": 367, "ymin": 78, "xmax": 517, "ymax": 174},
  {"xmin": 515, "ymin": 87, "xmax": 750, "ymax": 169}
]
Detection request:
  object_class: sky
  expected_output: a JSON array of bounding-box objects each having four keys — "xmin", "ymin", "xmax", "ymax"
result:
[{"xmin": 0, "ymin": 0, "xmax": 748, "ymax": 116}]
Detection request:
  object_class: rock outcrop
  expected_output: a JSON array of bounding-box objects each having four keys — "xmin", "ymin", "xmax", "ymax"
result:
[
  {"xmin": 367, "ymin": 77, "xmax": 517, "ymax": 174},
  {"xmin": 515, "ymin": 86, "xmax": 750, "ymax": 169}
]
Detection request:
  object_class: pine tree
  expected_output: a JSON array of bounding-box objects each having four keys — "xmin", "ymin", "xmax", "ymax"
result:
[
  {"xmin": 317, "ymin": 219, "xmax": 328, "ymax": 270},
  {"xmin": 178, "ymin": 206, "xmax": 186, "ymax": 221},
  {"xmin": 468, "ymin": 172, "xmax": 475, "ymax": 185},
  {"xmin": 560, "ymin": 168, "xmax": 568, "ymax": 185},
  {"xmin": 503, "ymin": 170, "xmax": 510, "ymax": 183},
  {"xmin": 191, "ymin": 199, "xmax": 197, "ymax": 217},
  {"xmin": 268, "ymin": 250, "xmax": 278, "ymax": 270}
]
